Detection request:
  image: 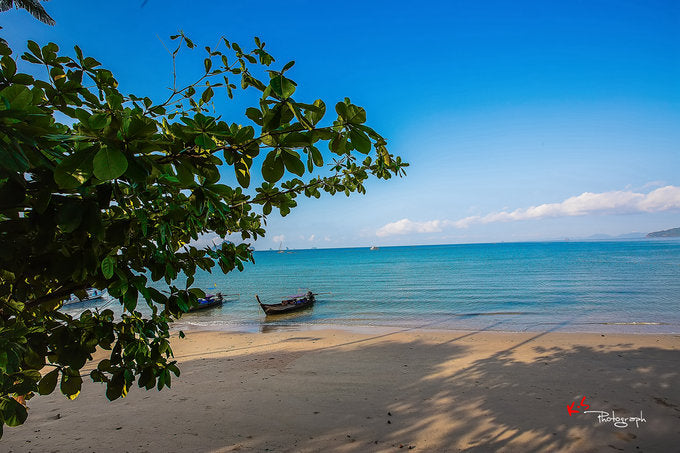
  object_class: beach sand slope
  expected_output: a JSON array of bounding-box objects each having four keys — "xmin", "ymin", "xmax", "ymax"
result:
[{"xmin": 3, "ymin": 329, "xmax": 679, "ymax": 452}]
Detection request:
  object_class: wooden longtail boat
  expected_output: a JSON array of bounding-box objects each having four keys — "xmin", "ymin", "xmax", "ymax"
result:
[
  {"xmin": 63, "ymin": 289, "xmax": 106, "ymax": 306},
  {"xmin": 256, "ymin": 291, "xmax": 315, "ymax": 315},
  {"xmin": 188, "ymin": 293, "xmax": 224, "ymax": 312}
]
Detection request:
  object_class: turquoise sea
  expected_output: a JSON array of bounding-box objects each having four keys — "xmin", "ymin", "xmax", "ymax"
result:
[{"xmin": 66, "ymin": 240, "xmax": 680, "ymax": 333}]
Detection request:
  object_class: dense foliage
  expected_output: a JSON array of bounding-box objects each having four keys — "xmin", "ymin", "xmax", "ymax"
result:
[
  {"xmin": 0, "ymin": 34, "xmax": 406, "ymax": 435},
  {"xmin": 0, "ymin": 0, "xmax": 55, "ymax": 25}
]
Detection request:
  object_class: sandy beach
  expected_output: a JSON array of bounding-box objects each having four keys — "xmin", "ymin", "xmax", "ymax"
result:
[{"xmin": 3, "ymin": 327, "xmax": 679, "ymax": 452}]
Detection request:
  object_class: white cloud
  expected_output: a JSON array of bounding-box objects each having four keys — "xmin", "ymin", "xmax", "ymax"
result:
[
  {"xmin": 376, "ymin": 185, "xmax": 680, "ymax": 236},
  {"xmin": 308, "ymin": 234, "xmax": 316, "ymax": 241},
  {"xmin": 272, "ymin": 234, "xmax": 285, "ymax": 243},
  {"xmin": 641, "ymin": 180, "xmax": 666, "ymax": 190},
  {"xmin": 376, "ymin": 218, "xmax": 452, "ymax": 237}
]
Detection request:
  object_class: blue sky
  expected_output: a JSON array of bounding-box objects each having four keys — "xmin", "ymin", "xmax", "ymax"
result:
[{"xmin": 3, "ymin": 0, "xmax": 679, "ymax": 248}]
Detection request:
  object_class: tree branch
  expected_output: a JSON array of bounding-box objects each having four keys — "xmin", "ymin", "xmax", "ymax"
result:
[{"xmin": 22, "ymin": 283, "xmax": 91, "ymax": 309}]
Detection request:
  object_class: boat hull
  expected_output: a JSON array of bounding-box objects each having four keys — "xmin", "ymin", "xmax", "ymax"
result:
[
  {"xmin": 188, "ymin": 294, "xmax": 225, "ymax": 312},
  {"xmin": 257, "ymin": 294, "xmax": 315, "ymax": 315}
]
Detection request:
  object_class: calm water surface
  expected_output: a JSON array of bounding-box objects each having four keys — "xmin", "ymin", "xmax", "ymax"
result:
[{"xmin": 66, "ymin": 240, "xmax": 680, "ymax": 333}]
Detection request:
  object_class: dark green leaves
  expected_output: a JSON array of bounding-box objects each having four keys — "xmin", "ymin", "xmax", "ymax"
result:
[
  {"xmin": 304, "ymin": 99, "xmax": 326, "ymax": 126},
  {"xmin": 93, "ymin": 147, "xmax": 128, "ymax": 181},
  {"xmin": 105, "ymin": 373, "xmax": 128, "ymax": 401},
  {"xmin": 350, "ymin": 128, "xmax": 371, "ymax": 154},
  {"xmin": 201, "ymin": 87, "xmax": 214, "ymax": 103},
  {"xmin": 0, "ymin": 398, "xmax": 28, "ymax": 427},
  {"xmin": 270, "ymin": 74, "xmax": 296, "ymax": 99},
  {"xmin": 89, "ymin": 113, "xmax": 109, "ymax": 130},
  {"xmin": 335, "ymin": 99, "xmax": 366, "ymax": 124},
  {"xmin": 245, "ymin": 107, "xmax": 262, "ymax": 125},
  {"xmin": 60, "ymin": 369, "xmax": 82, "ymax": 400},
  {"xmin": 101, "ymin": 256, "xmax": 115, "ymax": 279},
  {"xmin": 235, "ymin": 159, "xmax": 251, "ymax": 188},
  {"xmin": 54, "ymin": 150, "xmax": 94, "ymax": 189},
  {"xmin": 262, "ymin": 104, "xmax": 284, "ymax": 131},
  {"xmin": 0, "ymin": 85, "xmax": 33, "ymax": 110},
  {"xmin": 262, "ymin": 151, "xmax": 284, "ymax": 183},
  {"xmin": 56, "ymin": 200, "xmax": 83, "ymax": 233},
  {"xmin": 195, "ymin": 133, "xmax": 216, "ymax": 149},
  {"xmin": 0, "ymin": 32, "xmax": 407, "ymax": 437},
  {"xmin": 38, "ymin": 369, "xmax": 59, "ymax": 395},
  {"xmin": 282, "ymin": 150, "xmax": 304, "ymax": 177},
  {"xmin": 306, "ymin": 146, "xmax": 323, "ymax": 171}
]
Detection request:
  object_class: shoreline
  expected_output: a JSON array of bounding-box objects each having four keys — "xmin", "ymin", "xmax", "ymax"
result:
[
  {"xmin": 172, "ymin": 317, "xmax": 680, "ymax": 336},
  {"xmin": 4, "ymin": 327, "xmax": 679, "ymax": 452}
]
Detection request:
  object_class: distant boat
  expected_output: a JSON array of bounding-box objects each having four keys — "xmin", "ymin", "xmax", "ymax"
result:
[
  {"xmin": 369, "ymin": 246, "xmax": 379, "ymax": 251},
  {"xmin": 277, "ymin": 242, "xmax": 285, "ymax": 254},
  {"xmin": 256, "ymin": 291, "xmax": 315, "ymax": 315},
  {"xmin": 80, "ymin": 289, "xmax": 105, "ymax": 303},
  {"xmin": 64, "ymin": 289, "xmax": 106, "ymax": 305},
  {"xmin": 188, "ymin": 293, "xmax": 225, "ymax": 312}
]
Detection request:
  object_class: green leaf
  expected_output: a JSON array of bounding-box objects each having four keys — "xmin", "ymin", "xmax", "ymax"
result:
[
  {"xmin": 56, "ymin": 200, "xmax": 83, "ymax": 233},
  {"xmin": 108, "ymin": 278, "xmax": 128, "ymax": 298},
  {"xmin": 245, "ymin": 107, "xmax": 262, "ymax": 125},
  {"xmin": 262, "ymin": 151, "xmax": 284, "ymax": 183},
  {"xmin": 350, "ymin": 128, "xmax": 371, "ymax": 154},
  {"xmin": 330, "ymin": 133, "xmax": 347, "ymax": 154},
  {"xmin": 88, "ymin": 113, "xmax": 109, "ymax": 130},
  {"xmin": 195, "ymin": 133, "xmax": 215, "ymax": 149},
  {"xmin": 0, "ymin": 398, "xmax": 28, "ymax": 427},
  {"xmin": 174, "ymin": 162, "xmax": 194, "ymax": 186},
  {"xmin": 201, "ymin": 87, "xmax": 214, "ymax": 103},
  {"xmin": 305, "ymin": 99, "xmax": 326, "ymax": 125},
  {"xmin": 123, "ymin": 287, "xmax": 138, "ymax": 312},
  {"xmin": 101, "ymin": 256, "xmax": 115, "ymax": 279},
  {"xmin": 270, "ymin": 74, "xmax": 296, "ymax": 99},
  {"xmin": 310, "ymin": 146, "xmax": 323, "ymax": 166},
  {"xmin": 281, "ymin": 132, "xmax": 309, "ymax": 147},
  {"xmin": 27, "ymin": 40, "xmax": 42, "ymax": 59},
  {"xmin": 83, "ymin": 56, "xmax": 101, "ymax": 69},
  {"xmin": 283, "ymin": 151, "xmax": 305, "ymax": 176},
  {"xmin": 60, "ymin": 370, "xmax": 82, "ymax": 400},
  {"xmin": 54, "ymin": 150, "xmax": 94, "ymax": 189},
  {"xmin": 235, "ymin": 160, "xmax": 250, "ymax": 188},
  {"xmin": 335, "ymin": 101, "xmax": 348, "ymax": 120},
  {"xmin": 93, "ymin": 147, "xmax": 128, "ymax": 181},
  {"xmin": 262, "ymin": 104, "xmax": 284, "ymax": 131},
  {"xmin": 0, "ymin": 85, "xmax": 33, "ymax": 110},
  {"xmin": 106, "ymin": 373, "xmax": 126, "ymax": 401},
  {"xmin": 97, "ymin": 359, "xmax": 112, "ymax": 371},
  {"xmin": 1, "ymin": 55, "xmax": 17, "ymax": 78},
  {"xmin": 348, "ymin": 106, "xmax": 366, "ymax": 124},
  {"xmin": 38, "ymin": 369, "xmax": 59, "ymax": 395}
]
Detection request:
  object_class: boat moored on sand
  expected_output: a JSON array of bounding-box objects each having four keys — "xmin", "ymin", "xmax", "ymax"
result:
[{"xmin": 256, "ymin": 291, "xmax": 315, "ymax": 315}]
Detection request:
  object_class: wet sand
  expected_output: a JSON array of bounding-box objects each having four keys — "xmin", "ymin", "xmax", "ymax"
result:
[{"xmin": 3, "ymin": 328, "xmax": 680, "ymax": 452}]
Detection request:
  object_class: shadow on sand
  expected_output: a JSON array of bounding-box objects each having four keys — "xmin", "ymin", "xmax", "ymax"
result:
[{"xmin": 3, "ymin": 325, "xmax": 679, "ymax": 452}]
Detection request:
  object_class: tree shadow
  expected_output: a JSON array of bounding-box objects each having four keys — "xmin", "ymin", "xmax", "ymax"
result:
[{"xmin": 3, "ymin": 327, "xmax": 679, "ymax": 452}]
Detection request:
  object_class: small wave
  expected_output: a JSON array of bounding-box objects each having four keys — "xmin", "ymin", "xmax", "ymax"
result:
[{"xmin": 455, "ymin": 311, "xmax": 534, "ymax": 316}]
